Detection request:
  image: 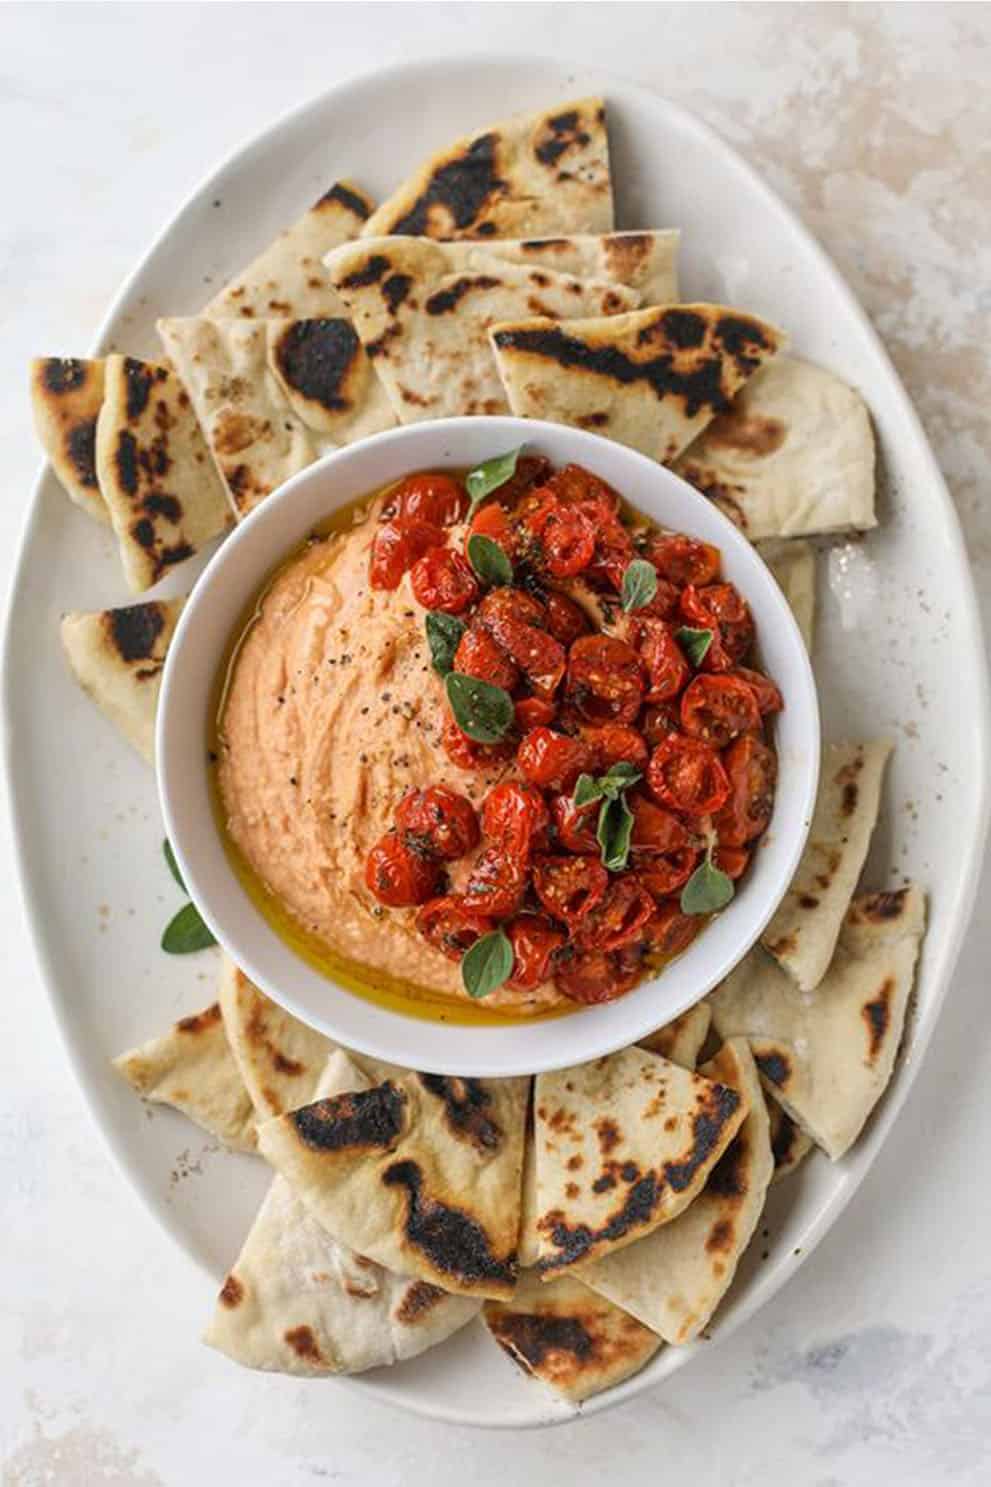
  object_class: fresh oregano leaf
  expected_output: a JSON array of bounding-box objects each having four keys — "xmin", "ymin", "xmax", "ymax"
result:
[
  {"xmin": 465, "ymin": 446, "xmax": 523, "ymax": 519},
  {"xmin": 467, "ymin": 533, "xmax": 513, "ymax": 587},
  {"xmin": 425, "ymin": 611, "xmax": 465, "ymax": 675},
  {"xmin": 680, "ymin": 855, "xmax": 735, "ymax": 915},
  {"xmin": 445, "ymin": 672, "xmax": 514, "ymax": 743},
  {"xmin": 675, "ymin": 626, "xmax": 714, "ymax": 668},
  {"xmin": 461, "ymin": 928, "xmax": 514, "ymax": 999},
  {"xmin": 621, "ymin": 558, "xmax": 658, "ymax": 613},
  {"xmin": 597, "ymin": 793, "xmax": 635, "ymax": 872},
  {"xmin": 161, "ymin": 901, "xmax": 217, "ymax": 954},
  {"xmin": 163, "ymin": 838, "xmax": 186, "ymax": 893},
  {"xmin": 601, "ymin": 762, "xmax": 642, "ymax": 795},
  {"xmin": 573, "ymin": 773, "xmax": 606, "ymax": 808}
]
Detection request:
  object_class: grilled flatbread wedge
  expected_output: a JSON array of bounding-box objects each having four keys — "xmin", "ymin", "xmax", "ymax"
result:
[
  {"xmin": 362, "ymin": 97, "xmax": 613, "ymax": 239},
  {"xmin": 638, "ymin": 1003, "xmax": 711, "ymax": 1066},
  {"xmin": 758, "ymin": 538, "xmax": 816, "ymax": 651},
  {"xmin": 579, "ymin": 1039, "xmax": 772, "ymax": 1344},
  {"xmin": 113, "ymin": 1002, "xmax": 256, "ymax": 1152},
  {"xmin": 95, "ymin": 355, "xmax": 232, "ymax": 592},
  {"xmin": 257, "ymin": 1054, "xmax": 529, "ymax": 1299},
  {"xmin": 483, "ymin": 1270, "xmax": 659, "ymax": 1403},
  {"xmin": 218, "ymin": 957, "xmax": 333, "ymax": 1121},
  {"xmin": 763, "ymin": 739, "xmax": 893, "ymax": 990},
  {"xmin": 673, "ymin": 357, "xmax": 876, "ymax": 539},
  {"xmin": 412, "ymin": 229, "xmax": 680, "ymax": 304},
  {"xmin": 60, "ymin": 597, "xmax": 184, "ymax": 764},
  {"xmin": 30, "ymin": 357, "xmax": 107, "ymax": 523},
  {"xmin": 489, "ymin": 304, "xmax": 785, "ymax": 464},
  {"xmin": 766, "ymin": 1092, "xmax": 814, "ymax": 1182},
  {"xmin": 532, "ymin": 1047, "xmax": 746, "ymax": 1277},
  {"xmin": 709, "ymin": 885, "xmax": 926, "ymax": 1159},
  {"xmin": 326, "ymin": 237, "xmax": 638, "ymax": 424},
  {"xmin": 205, "ymin": 180, "xmax": 373, "ymax": 320},
  {"xmin": 265, "ymin": 317, "xmax": 395, "ymax": 442}
]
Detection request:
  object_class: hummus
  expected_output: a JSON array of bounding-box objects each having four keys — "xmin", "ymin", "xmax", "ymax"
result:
[{"xmin": 217, "ymin": 499, "xmax": 567, "ymax": 1015}]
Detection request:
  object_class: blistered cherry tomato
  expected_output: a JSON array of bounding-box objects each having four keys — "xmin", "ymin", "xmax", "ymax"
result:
[
  {"xmin": 466, "ymin": 501, "xmax": 516, "ymax": 560},
  {"xmin": 369, "ymin": 520, "xmax": 445, "ymax": 590},
  {"xmin": 544, "ymin": 590, "xmax": 592, "ymax": 647},
  {"xmin": 524, "ymin": 495, "xmax": 596, "ymax": 578},
  {"xmin": 580, "ymin": 722, "xmax": 649, "ymax": 773},
  {"xmin": 647, "ymin": 735, "xmax": 731, "ymax": 816},
  {"xmin": 506, "ymin": 914, "xmax": 566, "ymax": 990},
  {"xmin": 635, "ymin": 576, "xmax": 681, "ymax": 620},
  {"xmin": 645, "ymin": 533, "xmax": 721, "ymax": 587},
  {"xmin": 575, "ymin": 876, "xmax": 656, "ymax": 952},
  {"xmin": 477, "ymin": 589, "xmax": 564, "ymax": 698},
  {"xmin": 410, "ymin": 547, "xmax": 479, "ymax": 614},
  {"xmin": 550, "ymin": 793, "xmax": 600, "ymax": 854},
  {"xmin": 680, "ymin": 673, "xmax": 761, "ymax": 749},
  {"xmin": 732, "ymin": 666, "xmax": 784, "ymax": 716},
  {"xmin": 712, "ymin": 735, "xmax": 777, "ymax": 846},
  {"xmin": 480, "ymin": 781, "xmax": 550, "ymax": 856},
  {"xmin": 555, "ymin": 945, "xmax": 643, "ymax": 1003},
  {"xmin": 462, "ymin": 846, "xmax": 527, "ymax": 916},
  {"xmin": 636, "ymin": 619, "xmax": 690, "ymax": 703},
  {"xmin": 514, "ymin": 696, "xmax": 558, "ymax": 732},
  {"xmin": 638, "ymin": 849, "xmax": 699, "ymax": 898},
  {"xmin": 713, "ymin": 843, "xmax": 751, "ymax": 878},
  {"xmin": 364, "ymin": 831, "xmax": 441, "ymax": 907},
  {"xmin": 644, "ymin": 902, "xmax": 703, "ymax": 961},
  {"xmin": 566, "ymin": 635, "xmax": 645, "ymax": 724},
  {"xmin": 532, "ymin": 854, "xmax": 609, "ymax": 927},
  {"xmin": 628, "ymin": 794, "xmax": 694, "ymax": 853},
  {"xmin": 385, "ymin": 472, "xmax": 466, "ymax": 527},
  {"xmin": 454, "ymin": 624, "xmax": 520, "ymax": 692},
  {"xmin": 641, "ymin": 702, "xmax": 681, "ymax": 749},
  {"xmin": 477, "ymin": 586, "xmax": 547, "ymax": 633},
  {"xmin": 584, "ymin": 508, "xmax": 635, "ymax": 591},
  {"xmin": 680, "ymin": 583, "xmax": 754, "ymax": 671},
  {"xmin": 395, "ymin": 786, "xmax": 479, "ymax": 862},
  {"xmin": 547, "ymin": 464, "xmax": 621, "ymax": 512},
  {"xmin": 416, "ymin": 896, "xmax": 494, "ymax": 959},
  {"xmin": 441, "ymin": 715, "xmax": 514, "ymax": 772},
  {"xmin": 491, "ymin": 454, "xmax": 552, "ymax": 509},
  {"xmin": 517, "ymin": 727, "xmax": 597, "ymax": 791}
]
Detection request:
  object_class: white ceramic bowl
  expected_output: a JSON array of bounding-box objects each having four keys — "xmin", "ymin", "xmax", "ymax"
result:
[{"xmin": 157, "ymin": 416, "xmax": 819, "ymax": 1076}]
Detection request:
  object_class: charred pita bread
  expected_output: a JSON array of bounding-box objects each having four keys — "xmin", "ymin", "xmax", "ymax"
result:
[
  {"xmin": 326, "ymin": 237, "xmax": 639, "ymax": 424},
  {"xmin": 763, "ymin": 739, "xmax": 893, "ymax": 990},
  {"xmin": 672, "ymin": 357, "xmax": 876, "ymax": 539},
  {"xmin": 204, "ymin": 1056, "xmax": 479, "ymax": 1376},
  {"xmin": 758, "ymin": 538, "xmax": 816, "ymax": 651},
  {"xmin": 580, "ymin": 1039, "xmax": 772, "ymax": 1343},
  {"xmin": 483, "ymin": 1270, "xmax": 659, "ymax": 1403},
  {"xmin": 766, "ymin": 1092, "xmax": 814, "ymax": 1182},
  {"xmin": 638, "ymin": 1003, "xmax": 711, "ymax": 1067},
  {"xmin": 30, "ymin": 357, "xmax": 107, "ymax": 523},
  {"xmin": 113, "ymin": 1002, "xmax": 256, "ymax": 1152},
  {"xmin": 60, "ymin": 597, "xmax": 184, "ymax": 764},
  {"xmin": 205, "ymin": 181, "xmax": 373, "ymax": 321},
  {"xmin": 257, "ymin": 1054, "xmax": 529, "ymax": 1299},
  {"xmin": 95, "ymin": 355, "xmax": 232, "ymax": 592},
  {"xmin": 265, "ymin": 317, "xmax": 395, "ymax": 442},
  {"xmin": 218, "ymin": 956, "xmax": 333, "ymax": 1120},
  {"xmin": 362, "ymin": 98, "xmax": 613, "ymax": 240},
  {"xmin": 411, "ymin": 230, "xmax": 679, "ymax": 304},
  {"xmin": 532, "ymin": 1046, "xmax": 747, "ymax": 1277},
  {"xmin": 710, "ymin": 886, "xmax": 925, "ymax": 1159},
  {"xmin": 489, "ymin": 304, "xmax": 785, "ymax": 463}
]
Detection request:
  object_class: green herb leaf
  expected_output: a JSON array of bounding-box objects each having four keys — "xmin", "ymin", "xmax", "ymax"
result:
[
  {"xmin": 445, "ymin": 672, "xmax": 514, "ymax": 743},
  {"xmin": 465, "ymin": 447, "xmax": 523, "ymax": 519},
  {"xmin": 675, "ymin": 626, "xmax": 714, "ymax": 668},
  {"xmin": 573, "ymin": 773, "xmax": 606, "ymax": 808},
  {"xmin": 461, "ymin": 928, "xmax": 514, "ymax": 999},
  {"xmin": 597, "ymin": 794, "xmax": 635, "ymax": 872},
  {"xmin": 425, "ymin": 611, "xmax": 465, "ymax": 675},
  {"xmin": 621, "ymin": 558, "xmax": 658, "ymax": 613},
  {"xmin": 602, "ymin": 762, "xmax": 642, "ymax": 795},
  {"xmin": 163, "ymin": 838, "xmax": 186, "ymax": 893},
  {"xmin": 467, "ymin": 533, "xmax": 513, "ymax": 587},
  {"xmin": 680, "ymin": 856, "xmax": 735, "ymax": 915},
  {"xmin": 161, "ymin": 901, "xmax": 217, "ymax": 954}
]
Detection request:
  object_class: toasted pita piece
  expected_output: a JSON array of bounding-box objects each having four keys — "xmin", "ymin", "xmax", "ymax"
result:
[
  {"xmin": 30, "ymin": 357, "xmax": 107, "ymax": 523},
  {"xmin": 638, "ymin": 1004, "xmax": 711, "ymax": 1067},
  {"xmin": 158, "ymin": 317, "xmax": 319, "ymax": 518},
  {"xmin": 257, "ymin": 1053, "xmax": 529, "ymax": 1299},
  {"xmin": 762, "ymin": 739, "xmax": 893, "ymax": 990},
  {"xmin": 470, "ymin": 230, "xmax": 679, "ymax": 304},
  {"xmin": 579, "ymin": 1039, "xmax": 772, "ymax": 1344},
  {"xmin": 326, "ymin": 238, "xmax": 638, "ymax": 424},
  {"xmin": 362, "ymin": 97, "xmax": 612, "ymax": 240},
  {"xmin": 218, "ymin": 955, "xmax": 333, "ymax": 1120},
  {"xmin": 710, "ymin": 886, "xmax": 925, "ymax": 1159},
  {"xmin": 518, "ymin": 1128, "xmax": 540, "ymax": 1269},
  {"xmin": 113, "ymin": 1002, "xmax": 256, "ymax": 1152},
  {"xmin": 265, "ymin": 317, "xmax": 395, "ymax": 442},
  {"xmin": 205, "ymin": 180, "xmax": 373, "ymax": 320},
  {"xmin": 758, "ymin": 539, "xmax": 816, "ymax": 651},
  {"xmin": 532, "ymin": 1047, "xmax": 747, "ymax": 1277},
  {"xmin": 205, "ymin": 1056, "xmax": 478, "ymax": 1376},
  {"xmin": 673, "ymin": 357, "xmax": 876, "ymax": 540},
  {"xmin": 95, "ymin": 355, "xmax": 232, "ymax": 592},
  {"xmin": 766, "ymin": 1091, "xmax": 814, "ymax": 1183},
  {"xmin": 489, "ymin": 304, "xmax": 785, "ymax": 464},
  {"xmin": 60, "ymin": 597, "xmax": 184, "ymax": 763},
  {"xmin": 483, "ymin": 1270, "xmax": 659, "ymax": 1403}
]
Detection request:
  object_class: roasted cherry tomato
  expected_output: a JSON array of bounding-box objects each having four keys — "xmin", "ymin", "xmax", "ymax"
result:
[
  {"xmin": 638, "ymin": 849, "xmax": 700, "ymax": 898},
  {"xmin": 580, "ymin": 722, "xmax": 649, "ymax": 772},
  {"xmin": 712, "ymin": 734, "xmax": 777, "ymax": 846},
  {"xmin": 410, "ymin": 547, "xmax": 479, "ymax": 614},
  {"xmin": 641, "ymin": 702, "xmax": 681, "ymax": 749},
  {"xmin": 384, "ymin": 472, "xmax": 466, "ymax": 527},
  {"xmin": 523, "ymin": 495, "xmax": 596, "ymax": 578},
  {"xmin": 732, "ymin": 666, "xmax": 784, "ymax": 716},
  {"xmin": 462, "ymin": 846, "xmax": 528, "ymax": 916},
  {"xmin": 364, "ymin": 830, "xmax": 442, "ymax": 907},
  {"xmin": 517, "ymin": 727, "xmax": 597, "ymax": 791},
  {"xmin": 369, "ymin": 519, "xmax": 445, "ymax": 590},
  {"xmin": 550, "ymin": 793, "xmax": 600, "ymax": 854},
  {"xmin": 532, "ymin": 854, "xmax": 609, "ymax": 927},
  {"xmin": 646, "ymin": 533, "xmax": 721, "ymax": 587},
  {"xmin": 680, "ymin": 583, "xmax": 754, "ymax": 671},
  {"xmin": 480, "ymin": 781, "xmax": 550, "ymax": 856},
  {"xmin": 547, "ymin": 463, "xmax": 621, "ymax": 512},
  {"xmin": 555, "ymin": 945, "xmax": 643, "ymax": 1003},
  {"xmin": 566, "ymin": 635, "xmax": 645, "ymax": 724},
  {"xmin": 574, "ymin": 875, "xmax": 656, "ymax": 952},
  {"xmin": 635, "ymin": 575, "xmax": 681, "ymax": 620},
  {"xmin": 636, "ymin": 618, "xmax": 691, "ymax": 703},
  {"xmin": 466, "ymin": 501, "xmax": 516, "ymax": 560},
  {"xmin": 584, "ymin": 507, "xmax": 635, "ymax": 591},
  {"xmin": 680, "ymin": 673, "xmax": 761, "ymax": 749},
  {"xmin": 647, "ymin": 734, "xmax": 731, "ymax": 816},
  {"xmin": 644, "ymin": 902, "xmax": 703, "ymax": 961},
  {"xmin": 712, "ymin": 843, "xmax": 751, "ymax": 878},
  {"xmin": 506, "ymin": 913, "xmax": 566, "ymax": 990},
  {"xmin": 477, "ymin": 586, "xmax": 547, "ymax": 632},
  {"xmin": 491, "ymin": 453, "xmax": 552, "ymax": 509},
  {"xmin": 415, "ymin": 896, "xmax": 494, "ymax": 960},
  {"xmin": 441, "ymin": 715, "xmax": 515, "ymax": 772},
  {"xmin": 628, "ymin": 794, "xmax": 694, "ymax": 853},
  {"xmin": 454, "ymin": 623, "xmax": 520, "ymax": 692},
  {"xmin": 477, "ymin": 589, "xmax": 564, "ymax": 698},
  {"xmin": 544, "ymin": 590, "xmax": 592, "ymax": 647},
  {"xmin": 394, "ymin": 786, "xmax": 479, "ymax": 862},
  {"xmin": 514, "ymin": 696, "xmax": 558, "ymax": 732}
]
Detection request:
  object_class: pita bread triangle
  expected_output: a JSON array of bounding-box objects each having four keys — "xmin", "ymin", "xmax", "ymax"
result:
[
  {"xmin": 113, "ymin": 1002, "xmax": 256, "ymax": 1152},
  {"xmin": 204, "ymin": 1052, "xmax": 479, "ymax": 1377},
  {"xmin": 673, "ymin": 356, "xmax": 876, "ymax": 540},
  {"xmin": 30, "ymin": 357, "xmax": 108, "ymax": 523},
  {"xmin": 482, "ymin": 1269, "xmax": 659, "ymax": 1403},
  {"xmin": 218, "ymin": 956, "xmax": 334, "ymax": 1120},
  {"xmin": 638, "ymin": 1003, "xmax": 711, "ymax": 1065},
  {"xmin": 532, "ymin": 1045, "xmax": 747, "ymax": 1277},
  {"xmin": 763, "ymin": 739, "xmax": 893, "ymax": 991},
  {"xmin": 257, "ymin": 1056, "xmax": 529, "ymax": 1299},
  {"xmin": 767, "ymin": 1092, "xmax": 813, "ymax": 1182},
  {"xmin": 489, "ymin": 303, "xmax": 786, "ymax": 464},
  {"xmin": 60, "ymin": 596, "xmax": 185, "ymax": 764},
  {"xmin": 758, "ymin": 538, "xmax": 816, "ymax": 651},
  {"xmin": 709, "ymin": 884, "xmax": 925, "ymax": 1160},
  {"xmin": 579, "ymin": 1038, "xmax": 772, "ymax": 1344},
  {"xmin": 326, "ymin": 236, "xmax": 640, "ymax": 425},
  {"xmin": 480, "ymin": 230, "xmax": 680, "ymax": 304},
  {"xmin": 362, "ymin": 97, "xmax": 613, "ymax": 239}
]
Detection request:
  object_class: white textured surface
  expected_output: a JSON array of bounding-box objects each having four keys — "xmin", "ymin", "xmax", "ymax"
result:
[{"xmin": 2, "ymin": 4, "xmax": 990, "ymax": 1483}]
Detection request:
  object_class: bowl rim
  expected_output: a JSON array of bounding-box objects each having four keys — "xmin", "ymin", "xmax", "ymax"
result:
[{"xmin": 157, "ymin": 414, "xmax": 820, "ymax": 1076}]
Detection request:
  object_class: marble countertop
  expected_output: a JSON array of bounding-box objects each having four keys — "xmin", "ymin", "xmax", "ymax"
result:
[{"xmin": 3, "ymin": 4, "xmax": 990, "ymax": 1483}]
